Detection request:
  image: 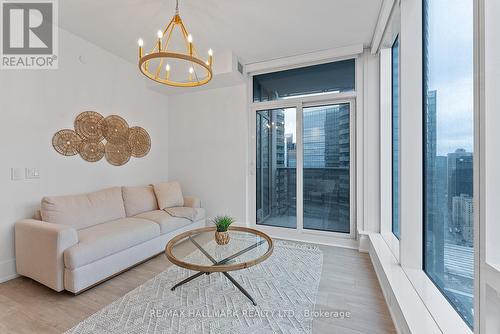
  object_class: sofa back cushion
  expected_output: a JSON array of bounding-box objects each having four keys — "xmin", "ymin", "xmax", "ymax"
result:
[
  {"xmin": 122, "ymin": 185, "xmax": 159, "ymax": 217},
  {"xmin": 41, "ymin": 187, "xmax": 126, "ymax": 230},
  {"xmin": 153, "ymin": 181, "xmax": 184, "ymax": 209}
]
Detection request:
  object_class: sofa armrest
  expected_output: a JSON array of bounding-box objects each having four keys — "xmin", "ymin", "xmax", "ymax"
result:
[
  {"xmin": 183, "ymin": 196, "xmax": 201, "ymax": 208},
  {"xmin": 15, "ymin": 219, "xmax": 78, "ymax": 292}
]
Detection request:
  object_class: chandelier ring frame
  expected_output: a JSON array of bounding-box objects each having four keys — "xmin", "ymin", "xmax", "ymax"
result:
[{"xmin": 138, "ymin": 52, "xmax": 212, "ymax": 87}]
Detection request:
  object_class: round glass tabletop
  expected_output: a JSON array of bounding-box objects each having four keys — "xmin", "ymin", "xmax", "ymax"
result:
[{"xmin": 165, "ymin": 226, "xmax": 273, "ymax": 272}]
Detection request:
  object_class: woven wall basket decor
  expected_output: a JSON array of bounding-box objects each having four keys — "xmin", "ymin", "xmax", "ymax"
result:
[
  {"xmin": 52, "ymin": 111, "xmax": 151, "ymax": 166},
  {"xmin": 74, "ymin": 111, "xmax": 104, "ymax": 142},
  {"xmin": 79, "ymin": 140, "xmax": 105, "ymax": 162},
  {"xmin": 105, "ymin": 142, "xmax": 131, "ymax": 166},
  {"xmin": 52, "ymin": 129, "xmax": 82, "ymax": 156},
  {"xmin": 100, "ymin": 115, "xmax": 130, "ymax": 144},
  {"xmin": 129, "ymin": 126, "xmax": 151, "ymax": 158}
]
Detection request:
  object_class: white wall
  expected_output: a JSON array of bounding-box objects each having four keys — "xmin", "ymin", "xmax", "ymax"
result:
[
  {"xmin": 481, "ymin": 0, "xmax": 500, "ymax": 331},
  {"xmin": 361, "ymin": 51, "xmax": 381, "ymax": 233},
  {"xmin": 0, "ymin": 28, "xmax": 170, "ymax": 281},
  {"xmin": 167, "ymin": 85, "xmax": 247, "ymax": 222},
  {"xmin": 483, "ymin": 0, "xmax": 500, "ymax": 274}
]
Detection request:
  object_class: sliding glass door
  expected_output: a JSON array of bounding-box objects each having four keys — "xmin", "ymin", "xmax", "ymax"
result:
[
  {"xmin": 303, "ymin": 104, "xmax": 350, "ymax": 233},
  {"xmin": 256, "ymin": 108, "xmax": 297, "ymax": 228},
  {"xmin": 255, "ymin": 102, "xmax": 353, "ymax": 235}
]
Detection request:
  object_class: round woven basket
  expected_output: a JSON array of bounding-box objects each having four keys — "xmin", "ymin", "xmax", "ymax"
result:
[
  {"xmin": 79, "ymin": 140, "xmax": 105, "ymax": 162},
  {"xmin": 74, "ymin": 111, "xmax": 104, "ymax": 142},
  {"xmin": 129, "ymin": 126, "xmax": 151, "ymax": 158},
  {"xmin": 52, "ymin": 129, "xmax": 82, "ymax": 156},
  {"xmin": 100, "ymin": 115, "xmax": 129, "ymax": 144},
  {"xmin": 105, "ymin": 142, "xmax": 131, "ymax": 166}
]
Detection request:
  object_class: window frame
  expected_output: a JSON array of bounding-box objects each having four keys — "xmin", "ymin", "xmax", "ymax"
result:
[
  {"xmin": 379, "ymin": 4, "xmax": 401, "ymax": 260},
  {"xmin": 247, "ymin": 55, "xmax": 361, "ymax": 247},
  {"xmin": 391, "ymin": 34, "xmax": 401, "ymax": 240},
  {"xmin": 250, "ymin": 96, "xmax": 357, "ymax": 242},
  {"xmin": 396, "ymin": 0, "xmax": 474, "ymax": 332},
  {"xmin": 421, "ymin": 0, "xmax": 475, "ymax": 328},
  {"xmin": 252, "ymin": 58, "xmax": 356, "ymax": 103}
]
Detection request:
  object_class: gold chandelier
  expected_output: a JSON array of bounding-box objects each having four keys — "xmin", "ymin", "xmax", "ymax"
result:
[{"xmin": 137, "ymin": 0, "xmax": 213, "ymax": 87}]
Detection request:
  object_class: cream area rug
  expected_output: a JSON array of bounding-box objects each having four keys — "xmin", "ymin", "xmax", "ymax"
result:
[{"xmin": 65, "ymin": 240, "xmax": 323, "ymax": 334}]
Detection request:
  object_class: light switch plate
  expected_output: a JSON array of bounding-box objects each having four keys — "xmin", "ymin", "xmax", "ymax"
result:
[
  {"xmin": 11, "ymin": 167, "xmax": 24, "ymax": 180},
  {"xmin": 25, "ymin": 168, "xmax": 40, "ymax": 179}
]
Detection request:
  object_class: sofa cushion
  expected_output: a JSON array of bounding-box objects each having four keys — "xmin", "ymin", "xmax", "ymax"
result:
[
  {"xmin": 122, "ymin": 185, "xmax": 159, "ymax": 217},
  {"xmin": 41, "ymin": 187, "xmax": 126, "ymax": 230},
  {"xmin": 64, "ymin": 217, "xmax": 160, "ymax": 269},
  {"xmin": 135, "ymin": 210, "xmax": 194, "ymax": 235},
  {"xmin": 153, "ymin": 181, "xmax": 184, "ymax": 209},
  {"xmin": 165, "ymin": 207, "xmax": 205, "ymax": 222}
]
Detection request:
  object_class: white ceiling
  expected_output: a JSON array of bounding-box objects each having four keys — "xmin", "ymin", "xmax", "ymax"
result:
[{"xmin": 59, "ymin": 0, "xmax": 383, "ymax": 65}]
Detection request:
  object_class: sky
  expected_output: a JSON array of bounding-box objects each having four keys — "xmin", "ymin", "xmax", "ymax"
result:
[{"xmin": 427, "ymin": 0, "xmax": 474, "ymax": 156}]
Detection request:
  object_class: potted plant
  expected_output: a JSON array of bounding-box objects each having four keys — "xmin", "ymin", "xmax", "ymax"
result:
[{"xmin": 212, "ymin": 215, "xmax": 234, "ymax": 245}]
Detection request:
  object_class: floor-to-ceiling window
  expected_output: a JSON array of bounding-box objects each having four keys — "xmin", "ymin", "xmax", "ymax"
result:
[
  {"xmin": 423, "ymin": 0, "xmax": 474, "ymax": 327},
  {"xmin": 253, "ymin": 59, "xmax": 355, "ymax": 236},
  {"xmin": 392, "ymin": 36, "xmax": 400, "ymax": 239}
]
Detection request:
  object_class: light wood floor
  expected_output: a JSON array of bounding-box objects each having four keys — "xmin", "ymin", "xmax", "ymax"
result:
[{"xmin": 0, "ymin": 240, "xmax": 396, "ymax": 334}]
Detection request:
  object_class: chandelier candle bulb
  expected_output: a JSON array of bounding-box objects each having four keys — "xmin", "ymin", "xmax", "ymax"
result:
[
  {"xmin": 157, "ymin": 30, "xmax": 163, "ymax": 51},
  {"xmin": 208, "ymin": 49, "xmax": 213, "ymax": 66},
  {"xmin": 188, "ymin": 66, "xmax": 194, "ymax": 81},
  {"xmin": 187, "ymin": 34, "xmax": 193, "ymax": 55},
  {"xmin": 165, "ymin": 64, "xmax": 170, "ymax": 79},
  {"xmin": 138, "ymin": 39, "xmax": 144, "ymax": 58}
]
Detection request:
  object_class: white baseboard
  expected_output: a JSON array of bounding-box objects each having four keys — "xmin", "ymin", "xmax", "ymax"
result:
[
  {"xmin": 241, "ymin": 222, "xmax": 359, "ymax": 250},
  {"xmin": 0, "ymin": 258, "xmax": 18, "ymax": 283},
  {"xmin": 358, "ymin": 232, "xmax": 370, "ymax": 253}
]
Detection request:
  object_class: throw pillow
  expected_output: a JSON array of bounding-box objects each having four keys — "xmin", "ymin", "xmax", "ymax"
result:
[{"xmin": 153, "ymin": 181, "xmax": 184, "ymax": 209}]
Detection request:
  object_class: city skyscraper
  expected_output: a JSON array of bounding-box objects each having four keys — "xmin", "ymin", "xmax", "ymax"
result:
[
  {"xmin": 302, "ymin": 104, "xmax": 350, "ymax": 232},
  {"xmin": 256, "ymin": 111, "xmax": 270, "ymax": 221},
  {"xmin": 285, "ymin": 133, "xmax": 296, "ymax": 167},
  {"xmin": 447, "ymin": 148, "xmax": 473, "ymax": 245},
  {"xmin": 424, "ymin": 90, "xmax": 445, "ymax": 277},
  {"xmin": 452, "ymin": 194, "xmax": 474, "ymax": 247},
  {"xmin": 434, "ymin": 155, "xmax": 448, "ymax": 274},
  {"xmin": 272, "ymin": 110, "xmax": 292, "ymax": 218}
]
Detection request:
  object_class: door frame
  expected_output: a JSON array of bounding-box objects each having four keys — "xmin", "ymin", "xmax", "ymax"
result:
[{"xmin": 248, "ymin": 95, "xmax": 357, "ymax": 241}]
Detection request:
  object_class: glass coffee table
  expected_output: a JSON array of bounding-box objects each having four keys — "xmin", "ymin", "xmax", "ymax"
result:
[{"xmin": 165, "ymin": 226, "xmax": 273, "ymax": 306}]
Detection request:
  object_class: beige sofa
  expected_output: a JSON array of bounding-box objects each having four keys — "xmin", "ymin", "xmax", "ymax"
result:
[{"xmin": 14, "ymin": 184, "xmax": 205, "ymax": 293}]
